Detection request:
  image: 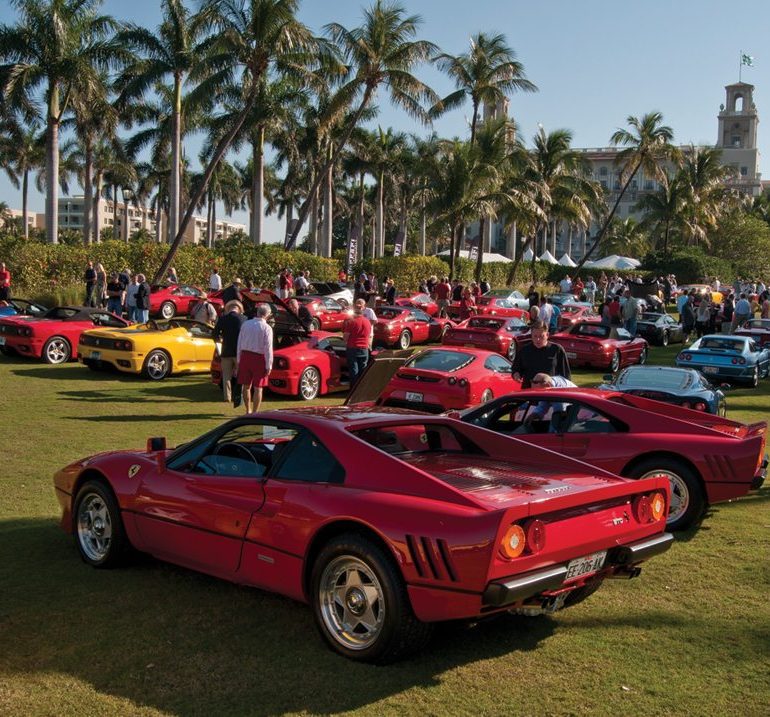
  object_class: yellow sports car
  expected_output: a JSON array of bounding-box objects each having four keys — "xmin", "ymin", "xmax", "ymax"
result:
[{"xmin": 77, "ymin": 318, "xmax": 216, "ymax": 380}]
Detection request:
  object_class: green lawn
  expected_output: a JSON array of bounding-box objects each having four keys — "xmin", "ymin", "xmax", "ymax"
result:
[{"xmin": 1, "ymin": 346, "xmax": 769, "ymax": 716}]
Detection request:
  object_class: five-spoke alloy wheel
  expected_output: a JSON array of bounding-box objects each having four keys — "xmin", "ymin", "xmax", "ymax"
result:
[
  {"xmin": 43, "ymin": 336, "xmax": 71, "ymax": 364},
  {"xmin": 143, "ymin": 349, "xmax": 171, "ymax": 380}
]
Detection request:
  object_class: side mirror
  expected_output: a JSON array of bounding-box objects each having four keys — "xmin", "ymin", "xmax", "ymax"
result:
[{"xmin": 602, "ymin": 374, "xmax": 613, "ymax": 382}]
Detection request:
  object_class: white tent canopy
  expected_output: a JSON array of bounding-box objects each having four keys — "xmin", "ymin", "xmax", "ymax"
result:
[
  {"xmin": 539, "ymin": 250, "xmax": 558, "ymax": 264},
  {"xmin": 558, "ymin": 254, "xmax": 577, "ymax": 267},
  {"xmin": 588, "ymin": 254, "xmax": 641, "ymax": 270},
  {"xmin": 436, "ymin": 249, "xmax": 512, "ymax": 263},
  {"xmin": 522, "ymin": 247, "xmax": 535, "ymax": 261}
]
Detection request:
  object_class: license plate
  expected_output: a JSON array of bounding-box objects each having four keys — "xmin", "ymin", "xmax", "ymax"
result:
[
  {"xmin": 464, "ymin": 343, "xmax": 476, "ymax": 348},
  {"xmin": 90, "ymin": 351, "xmax": 101, "ymax": 360},
  {"xmin": 566, "ymin": 351, "xmax": 577, "ymax": 359},
  {"xmin": 405, "ymin": 391, "xmax": 423, "ymax": 402},
  {"xmin": 564, "ymin": 551, "xmax": 606, "ymax": 581},
  {"xmin": 703, "ymin": 366, "xmax": 718, "ymax": 374},
  {"xmin": 0, "ymin": 336, "xmax": 5, "ymax": 345}
]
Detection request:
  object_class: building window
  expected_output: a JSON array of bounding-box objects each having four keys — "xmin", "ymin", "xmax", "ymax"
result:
[
  {"xmin": 644, "ymin": 180, "xmax": 654, "ymax": 190},
  {"xmin": 631, "ymin": 180, "xmax": 638, "ymax": 190},
  {"xmin": 740, "ymin": 166, "xmax": 748, "ymax": 176},
  {"xmin": 732, "ymin": 136, "xmax": 742, "ymax": 147},
  {"xmin": 600, "ymin": 180, "xmax": 608, "ymax": 189},
  {"xmin": 599, "ymin": 166, "xmax": 608, "ymax": 177}
]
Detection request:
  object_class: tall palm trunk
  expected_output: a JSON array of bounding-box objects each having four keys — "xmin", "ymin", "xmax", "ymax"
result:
[
  {"xmin": 83, "ymin": 137, "xmax": 93, "ymax": 245},
  {"xmin": 474, "ymin": 215, "xmax": 486, "ymax": 282},
  {"xmin": 21, "ymin": 170, "xmax": 29, "ymax": 240},
  {"xmin": 284, "ymin": 203, "xmax": 293, "ymax": 243},
  {"xmin": 122, "ymin": 191, "xmax": 130, "ymax": 242},
  {"xmin": 251, "ymin": 128, "xmax": 264, "ymax": 245},
  {"xmin": 46, "ymin": 86, "xmax": 60, "ymax": 244},
  {"xmin": 448, "ymin": 222, "xmax": 459, "ymax": 279},
  {"xmin": 322, "ymin": 160, "xmax": 333, "ymax": 258},
  {"xmin": 375, "ymin": 172, "xmax": 384, "ymax": 257},
  {"xmin": 168, "ymin": 74, "xmax": 182, "ymax": 243},
  {"xmin": 308, "ymin": 187, "xmax": 318, "ymax": 255},
  {"xmin": 112, "ymin": 185, "xmax": 119, "ymax": 241},
  {"xmin": 419, "ymin": 197, "xmax": 426, "ymax": 256},
  {"xmin": 92, "ymin": 172, "xmax": 102, "ymax": 243}
]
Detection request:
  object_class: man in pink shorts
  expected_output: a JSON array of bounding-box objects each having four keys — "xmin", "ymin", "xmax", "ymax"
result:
[{"xmin": 236, "ymin": 303, "xmax": 273, "ymax": 413}]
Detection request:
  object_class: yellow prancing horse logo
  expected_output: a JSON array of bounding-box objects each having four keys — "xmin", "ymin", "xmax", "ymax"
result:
[{"xmin": 128, "ymin": 464, "xmax": 141, "ymax": 479}]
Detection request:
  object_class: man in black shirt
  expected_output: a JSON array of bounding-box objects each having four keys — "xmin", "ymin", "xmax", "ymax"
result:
[
  {"xmin": 213, "ymin": 300, "xmax": 245, "ymax": 403},
  {"xmin": 84, "ymin": 261, "xmax": 97, "ymax": 307},
  {"xmin": 221, "ymin": 278, "xmax": 243, "ymax": 305},
  {"xmin": 511, "ymin": 321, "xmax": 571, "ymax": 388}
]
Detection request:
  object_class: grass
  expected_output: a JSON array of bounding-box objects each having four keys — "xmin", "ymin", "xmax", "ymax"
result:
[{"xmin": 1, "ymin": 345, "xmax": 769, "ymax": 716}]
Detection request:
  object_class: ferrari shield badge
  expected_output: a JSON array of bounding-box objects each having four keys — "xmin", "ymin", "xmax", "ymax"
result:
[{"xmin": 128, "ymin": 464, "xmax": 141, "ymax": 479}]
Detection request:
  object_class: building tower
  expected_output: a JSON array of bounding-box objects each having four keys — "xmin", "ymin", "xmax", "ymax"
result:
[{"xmin": 716, "ymin": 82, "xmax": 762, "ymax": 196}]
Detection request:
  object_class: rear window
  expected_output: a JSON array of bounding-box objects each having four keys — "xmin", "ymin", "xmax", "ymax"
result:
[
  {"xmin": 641, "ymin": 313, "xmax": 662, "ymax": 321},
  {"xmin": 353, "ymin": 423, "xmax": 482, "ymax": 456},
  {"xmin": 574, "ymin": 324, "xmax": 609, "ymax": 338},
  {"xmin": 467, "ymin": 317, "xmax": 505, "ymax": 329},
  {"xmin": 46, "ymin": 308, "xmax": 79, "ymax": 320},
  {"xmin": 700, "ymin": 338, "xmax": 745, "ymax": 351},
  {"xmin": 619, "ymin": 368, "xmax": 689, "ymax": 389},
  {"xmin": 375, "ymin": 307, "xmax": 406, "ymax": 320},
  {"xmin": 406, "ymin": 350, "xmax": 474, "ymax": 372}
]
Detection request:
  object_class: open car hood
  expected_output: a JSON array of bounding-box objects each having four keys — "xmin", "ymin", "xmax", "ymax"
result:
[
  {"xmin": 345, "ymin": 349, "xmax": 413, "ymax": 404},
  {"xmin": 242, "ymin": 289, "xmax": 308, "ymax": 337}
]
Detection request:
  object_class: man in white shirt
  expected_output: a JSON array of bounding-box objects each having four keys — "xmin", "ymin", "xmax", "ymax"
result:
[
  {"xmin": 295, "ymin": 270, "xmax": 310, "ymax": 297},
  {"xmin": 236, "ymin": 303, "xmax": 274, "ymax": 413},
  {"xmin": 559, "ymin": 275, "xmax": 572, "ymax": 294},
  {"xmin": 209, "ymin": 269, "xmax": 222, "ymax": 291}
]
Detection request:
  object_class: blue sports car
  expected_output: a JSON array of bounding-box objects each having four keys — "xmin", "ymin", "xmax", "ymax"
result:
[
  {"xmin": 0, "ymin": 298, "xmax": 48, "ymax": 318},
  {"xmin": 598, "ymin": 365, "xmax": 727, "ymax": 415},
  {"xmin": 676, "ymin": 334, "xmax": 770, "ymax": 387}
]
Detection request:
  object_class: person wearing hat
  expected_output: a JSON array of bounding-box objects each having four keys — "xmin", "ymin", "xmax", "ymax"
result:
[
  {"xmin": 214, "ymin": 300, "xmax": 245, "ymax": 404},
  {"xmin": 221, "ymin": 278, "xmax": 242, "ymax": 305},
  {"xmin": 191, "ymin": 293, "xmax": 218, "ymax": 326}
]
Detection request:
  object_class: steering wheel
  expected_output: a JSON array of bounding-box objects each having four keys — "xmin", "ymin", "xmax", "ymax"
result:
[
  {"xmin": 213, "ymin": 442, "xmax": 260, "ymax": 466},
  {"xmin": 147, "ymin": 319, "xmax": 159, "ymax": 330}
]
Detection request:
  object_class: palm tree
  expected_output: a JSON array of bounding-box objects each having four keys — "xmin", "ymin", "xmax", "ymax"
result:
[
  {"xmin": 115, "ymin": 0, "xmax": 220, "ymax": 245},
  {"xmin": 286, "ymin": 0, "xmax": 438, "ymax": 249},
  {"xmin": 601, "ymin": 217, "xmax": 650, "ymax": 257},
  {"xmin": 432, "ymin": 32, "xmax": 536, "ymax": 145},
  {"xmin": 153, "ymin": 0, "xmax": 315, "ymax": 283},
  {"xmin": 0, "ymin": 114, "xmax": 45, "ymax": 239},
  {"xmin": 0, "ymin": 0, "xmax": 120, "ymax": 243},
  {"xmin": 635, "ymin": 176, "xmax": 685, "ymax": 255},
  {"xmin": 368, "ymin": 127, "xmax": 407, "ymax": 256},
  {"xmin": 505, "ymin": 127, "xmax": 599, "ymax": 284},
  {"xmin": 574, "ymin": 111, "xmax": 676, "ymax": 272}
]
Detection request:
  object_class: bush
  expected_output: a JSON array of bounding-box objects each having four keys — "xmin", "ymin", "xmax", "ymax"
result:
[{"xmin": 641, "ymin": 247, "xmax": 733, "ymax": 284}]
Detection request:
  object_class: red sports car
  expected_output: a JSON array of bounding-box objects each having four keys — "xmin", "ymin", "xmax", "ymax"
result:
[
  {"xmin": 372, "ymin": 306, "xmax": 454, "ymax": 349},
  {"xmin": 459, "ymin": 388, "xmax": 767, "ymax": 531},
  {"xmin": 735, "ymin": 318, "xmax": 770, "ymax": 347},
  {"xmin": 475, "ymin": 296, "xmax": 530, "ymax": 320},
  {"xmin": 394, "ymin": 292, "xmax": 439, "ymax": 317},
  {"xmin": 150, "ymin": 284, "xmax": 208, "ymax": 319},
  {"xmin": 54, "ymin": 406, "xmax": 672, "ymax": 663},
  {"xmin": 295, "ymin": 296, "xmax": 352, "ymax": 331},
  {"xmin": 551, "ymin": 322, "xmax": 648, "ymax": 372},
  {"xmin": 0, "ymin": 306, "xmax": 129, "ymax": 364},
  {"xmin": 377, "ymin": 347, "xmax": 521, "ymax": 412},
  {"xmin": 212, "ymin": 331, "xmax": 358, "ymax": 400},
  {"xmin": 558, "ymin": 303, "xmax": 602, "ymax": 330},
  {"xmin": 442, "ymin": 316, "xmax": 531, "ymax": 361}
]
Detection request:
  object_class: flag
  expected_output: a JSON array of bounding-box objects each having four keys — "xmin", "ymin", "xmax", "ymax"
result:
[
  {"xmin": 393, "ymin": 229, "xmax": 405, "ymax": 257},
  {"xmin": 346, "ymin": 222, "xmax": 360, "ymax": 276},
  {"xmin": 741, "ymin": 54, "xmax": 754, "ymax": 67}
]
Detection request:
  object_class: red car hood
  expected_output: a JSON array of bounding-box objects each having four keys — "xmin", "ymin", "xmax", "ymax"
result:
[{"xmin": 398, "ymin": 453, "xmax": 635, "ymax": 510}]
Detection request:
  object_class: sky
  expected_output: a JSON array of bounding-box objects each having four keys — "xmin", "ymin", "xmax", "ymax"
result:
[{"xmin": 0, "ymin": 0, "xmax": 767, "ymax": 243}]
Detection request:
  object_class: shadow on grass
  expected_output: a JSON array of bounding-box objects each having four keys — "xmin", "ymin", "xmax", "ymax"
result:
[
  {"xmin": 0, "ymin": 518, "xmax": 557, "ymax": 716},
  {"xmin": 67, "ymin": 413, "xmax": 224, "ymax": 422}
]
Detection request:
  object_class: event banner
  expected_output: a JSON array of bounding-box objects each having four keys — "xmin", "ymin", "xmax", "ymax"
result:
[
  {"xmin": 346, "ymin": 222, "xmax": 360, "ymax": 276},
  {"xmin": 468, "ymin": 234, "xmax": 480, "ymax": 262},
  {"xmin": 283, "ymin": 218, "xmax": 299, "ymax": 250},
  {"xmin": 393, "ymin": 229, "xmax": 405, "ymax": 257}
]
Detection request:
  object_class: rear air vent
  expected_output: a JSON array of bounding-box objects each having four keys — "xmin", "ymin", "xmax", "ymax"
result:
[{"xmin": 406, "ymin": 534, "xmax": 459, "ymax": 582}]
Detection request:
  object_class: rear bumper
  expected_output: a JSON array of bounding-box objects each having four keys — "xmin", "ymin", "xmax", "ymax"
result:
[
  {"xmin": 483, "ymin": 532, "xmax": 674, "ymax": 608},
  {"xmin": 0, "ymin": 335, "xmax": 43, "ymax": 357}
]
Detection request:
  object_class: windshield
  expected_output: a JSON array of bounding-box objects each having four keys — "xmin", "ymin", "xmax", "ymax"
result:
[
  {"xmin": 375, "ymin": 307, "xmax": 406, "ymax": 320},
  {"xmin": 699, "ymin": 337, "xmax": 745, "ymax": 351},
  {"xmin": 618, "ymin": 367, "xmax": 689, "ymax": 389},
  {"xmin": 641, "ymin": 313, "xmax": 663, "ymax": 321},
  {"xmin": 353, "ymin": 423, "xmax": 480, "ymax": 456},
  {"xmin": 406, "ymin": 350, "xmax": 474, "ymax": 372}
]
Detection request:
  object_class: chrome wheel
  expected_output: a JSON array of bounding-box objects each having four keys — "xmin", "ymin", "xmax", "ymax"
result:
[
  {"xmin": 639, "ymin": 469, "xmax": 690, "ymax": 526},
  {"xmin": 160, "ymin": 301, "xmax": 176, "ymax": 319},
  {"xmin": 299, "ymin": 367, "xmax": 321, "ymax": 400},
  {"xmin": 310, "ymin": 318, "xmax": 321, "ymax": 332},
  {"xmin": 398, "ymin": 330, "xmax": 411, "ymax": 350},
  {"xmin": 43, "ymin": 336, "xmax": 70, "ymax": 364},
  {"xmin": 661, "ymin": 331, "xmax": 669, "ymax": 347},
  {"xmin": 481, "ymin": 388, "xmax": 494, "ymax": 403},
  {"xmin": 639, "ymin": 347, "xmax": 648, "ymax": 365},
  {"xmin": 507, "ymin": 342, "xmax": 517, "ymax": 361},
  {"xmin": 318, "ymin": 556, "xmax": 386, "ymax": 652},
  {"xmin": 609, "ymin": 350, "xmax": 620, "ymax": 372},
  {"xmin": 144, "ymin": 350, "xmax": 171, "ymax": 380},
  {"xmin": 77, "ymin": 492, "xmax": 113, "ymax": 563}
]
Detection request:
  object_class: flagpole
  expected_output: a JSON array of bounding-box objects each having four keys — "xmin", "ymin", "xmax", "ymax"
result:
[{"xmin": 739, "ymin": 50, "xmax": 742, "ymax": 82}]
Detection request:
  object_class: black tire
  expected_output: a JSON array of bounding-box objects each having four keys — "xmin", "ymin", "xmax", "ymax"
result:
[
  {"xmin": 398, "ymin": 330, "xmax": 412, "ymax": 350},
  {"xmin": 299, "ymin": 366, "xmax": 321, "ymax": 400},
  {"xmin": 661, "ymin": 330, "xmax": 669, "ymax": 347},
  {"xmin": 609, "ymin": 350, "xmax": 620, "ymax": 372},
  {"xmin": 142, "ymin": 349, "xmax": 172, "ymax": 380},
  {"xmin": 563, "ymin": 576, "xmax": 605, "ymax": 608},
  {"xmin": 73, "ymin": 479, "xmax": 129, "ymax": 568},
  {"xmin": 84, "ymin": 359, "xmax": 104, "ymax": 371},
  {"xmin": 627, "ymin": 457, "xmax": 705, "ymax": 531},
  {"xmin": 160, "ymin": 301, "xmax": 176, "ymax": 319},
  {"xmin": 310, "ymin": 317, "xmax": 321, "ymax": 332},
  {"xmin": 310, "ymin": 534, "xmax": 433, "ymax": 663},
  {"xmin": 42, "ymin": 335, "xmax": 71, "ymax": 364},
  {"xmin": 638, "ymin": 347, "xmax": 648, "ymax": 365},
  {"xmin": 0, "ymin": 345, "xmax": 18, "ymax": 357}
]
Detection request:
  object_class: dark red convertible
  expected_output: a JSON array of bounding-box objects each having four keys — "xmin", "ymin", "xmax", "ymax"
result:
[
  {"xmin": 55, "ymin": 406, "xmax": 672, "ymax": 663},
  {"xmin": 442, "ymin": 316, "xmax": 531, "ymax": 361},
  {"xmin": 372, "ymin": 306, "xmax": 454, "ymax": 349},
  {"xmin": 459, "ymin": 388, "xmax": 767, "ymax": 531}
]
